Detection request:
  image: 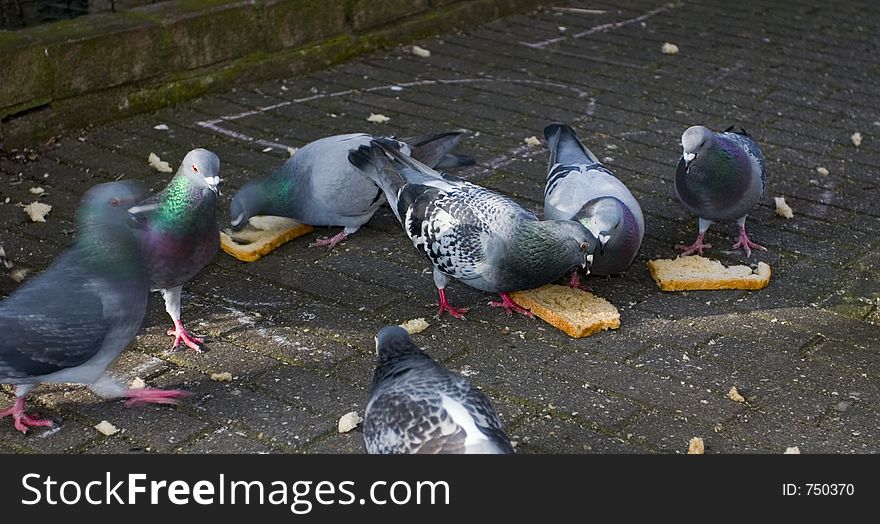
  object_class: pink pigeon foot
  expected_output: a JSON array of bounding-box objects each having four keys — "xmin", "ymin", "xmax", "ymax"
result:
[
  {"xmin": 567, "ymin": 270, "xmax": 592, "ymax": 292},
  {"xmin": 489, "ymin": 292, "xmax": 534, "ymax": 318},
  {"xmin": 732, "ymin": 226, "xmax": 767, "ymax": 258},
  {"xmin": 124, "ymin": 388, "xmax": 192, "ymax": 408},
  {"xmin": 676, "ymin": 232, "xmax": 712, "ymax": 256},
  {"xmin": 308, "ymin": 230, "xmax": 348, "ymax": 249},
  {"xmin": 167, "ymin": 319, "xmax": 203, "ymax": 352},
  {"xmin": 436, "ymin": 288, "xmax": 469, "ymax": 320},
  {"xmin": 0, "ymin": 397, "xmax": 53, "ymax": 434}
]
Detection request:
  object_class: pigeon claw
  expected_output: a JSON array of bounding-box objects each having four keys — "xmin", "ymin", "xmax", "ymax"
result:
[
  {"xmin": 489, "ymin": 292, "xmax": 534, "ymax": 318},
  {"xmin": 675, "ymin": 232, "xmax": 711, "ymax": 256},
  {"xmin": 732, "ymin": 227, "xmax": 767, "ymax": 258},
  {"xmin": 0, "ymin": 398, "xmax": 53, "ymax": 434},
  {"xmin": 436, "ymin": 302, "xmax": 469, "ymax": 320},
  {"xmin": 124, "ymin": 388, "xmax": 192, "ymax": 408},
  {"xmin": 308, "ymin": 231, "xmax": 348, "ymax": 250},
  {"xmin": 167, "ymin": 320, "xmax": 204, "ymax": 352}
]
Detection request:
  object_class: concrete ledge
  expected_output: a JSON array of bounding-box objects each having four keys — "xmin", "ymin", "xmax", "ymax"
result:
[{"xmin": 0, "ymin": 0, "xmax": 543, "ymax": 145}]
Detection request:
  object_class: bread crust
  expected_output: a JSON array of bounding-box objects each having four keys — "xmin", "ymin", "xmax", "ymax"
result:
[
  {"xmin": 510, "ymin": 285, "xmax": 620, "ymax": 338},
  {"xmin": 220, "ymin": 216, "xmax": 314, "ymax": 262},
  {"xmin": 646, "ymin": 256, "xmax": 771, "ymax": 291}
]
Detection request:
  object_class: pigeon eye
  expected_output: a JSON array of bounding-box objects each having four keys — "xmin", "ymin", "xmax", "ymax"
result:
[
  {"xmin": 192, "ymin": 164, "xmax": 199, "ymax": 173},
  {"xmin": 110, "ymin": 198, "xmax": 120, "ymax": 207},
  {"xmin": 580, "ymin": 242, "xmax": 589, "ymax": 251}
]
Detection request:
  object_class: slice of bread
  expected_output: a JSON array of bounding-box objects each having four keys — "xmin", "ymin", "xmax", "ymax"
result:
[
  {"xmin": 510, "ymin": 284, "xmax": 620, "ymax": 338},
  {"xmin": 220, "ymin": 216, "xmax": 314, "ymax": 262},
  {"xmin": 647, "ymin": 255, "xmax": 771, "ymax": 291}
]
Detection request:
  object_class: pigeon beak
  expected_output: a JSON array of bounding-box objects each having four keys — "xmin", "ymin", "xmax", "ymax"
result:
[
  {"xmin": 599, "ymin": 234, "xmax": 610, "ymax": 254},
  {"xmin": 582, "ymin": 253, "xmax": 594, "ymax": 269},
  {"xmin": 205, "ymin": 176, "xmax": 222, "ymax": 196}
]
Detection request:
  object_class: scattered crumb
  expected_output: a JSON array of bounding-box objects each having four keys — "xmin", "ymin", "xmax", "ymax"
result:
[
  {"xmin": 95, "ymin": 421, "xmax": 119, "ymax": 436},
  {"xmin": 338, "ymin": 411, "xmax": 363, "ymax": 433},
  {"xmin": 153, "ymin": 124, "xmax": 169, "ymax": 131},
  {"xmin": 261, "ymin": 147, "xmax": 273, "ymax": 153},
  {"xmin": 784, "ymin": 446, "xmax": 801, "ymax": 454},
  {"xmin": 286, "ymin": 147, "xmax": 298, "ymax": 157},
  {"xmin": 23, "ymin": 202, "xmax": 51, "ymax": 222},
  {"xmin": 409, "ymin": 45, "xmax": 431, "ymax": 58},
  {"xmin": 524, "ymin": 136, "xmax": 542, "ymax": 146},
  {"xmin": 661, "ymin": 42, "xmax": 679, "ymax": 54},
  {"xmin": 367, "ymin": 113, "xmax": 391, "ymax": 124},
  {"xmin": 774, "ymin": 197, "xmax": 794, "ymax": 219},
  {"xmin": 129, "ymin": 377, "xmax": 146, "ymax": 390},
  {"xmin": 400, "ymin": 317, "xmax": 429, "ymax": 335},
  {"xmin": 816, "ymin": 166, "xmax": 829, "ymax": 176},
  {"xmin": 148, "ymin": 153, "xmax": 173, "ymax": 173},
  {"xmin": 10, "ymin": 268, "xmax": 30, "ymax": 282},
  {"xmin": 851, "ymin": 132, "xmax": 862, "ymax": 147},
  {"xmin": 210, "ymin": 372, "xmax": 233, "ymax": 382},
  {"xmin": 727, "ymin": 386, "xmax": 746, "ymax": 403},
  {"xmin": 687, "ymin": 437, "xmax": 705, "ymax": 454},
  {"xmin": 29, "ymin": 187, "xmax": 45, "ymax": 195}
]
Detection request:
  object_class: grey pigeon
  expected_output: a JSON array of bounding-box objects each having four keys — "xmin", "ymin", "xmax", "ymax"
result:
[
  {"xmin": 675, "ymin": 125, "xmax": 767, "ymax": 257},
  {"xmin": 229, "ymin": 131, "xmax": 474, "ymax": 249},
  {"xmin": 348, "ymin": 139, "xmax": 596, "ymax": 319},
  {"xmin": 129, "ymin": 148, "xmax": 221, "ymax": 351},
  {"xmin": 0, "ymin": 182, "xmax": 189, "ymax": 434},
  {"xmin": 364, "ymin": 326, "xmax": 514, "ymax": 454},
  {"xmin": 0, "ymin": 243, "xmax": 9, "ymax": 269},
  {"xmin": 543, "ymin": 123, "xmax": 644, "ymax": 286}
]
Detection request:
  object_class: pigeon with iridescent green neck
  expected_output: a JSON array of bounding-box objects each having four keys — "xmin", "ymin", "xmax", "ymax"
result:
[
  {"xmin": 130, "ymin": 148, "xmax": 221, "ymax": 351},
  {"xmin": 675, "ymin": 125, "xmax": 767, "ymax": 257},
  {"xmin": 229, "ymin": 131, "xmax": 474, "ymax": 249},
  {"xmin": 543, "ymin": 123, "xmax": 644, "ymax": 286},
  {"xmin": 1, "ymin": 182, "xmax": 189, "ymax": 434}
]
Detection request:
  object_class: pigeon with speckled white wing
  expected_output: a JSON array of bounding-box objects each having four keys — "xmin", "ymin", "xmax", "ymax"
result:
[
  {"xmin": 543, "ymin": 123, "xmax": 644, "ymax": 282},
  {"xmin": 0, "ymin": 182, "xmax": 189, "ymax": 434},
  {"xmin": 674, "ymin": 125, "xmax": 767, "ymax": 257},
  {"xmin": 364, "ymin": 326, "xmax": 514, "ymax": 454},
  {"xmin": 348, "ymin": 138, "xmax": 597, "ymax": 319}
]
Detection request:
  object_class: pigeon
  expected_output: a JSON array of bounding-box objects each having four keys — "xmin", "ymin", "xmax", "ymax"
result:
[
  {"xmin": 229, "ymin": 131, "xmax": 474, "ymax": 249},
  {"xmin": 0, "ymin": 182, "xmax": 189, "ymax": 434},
  {"xmin": 674, "ymin": 125, "xmax": 767, "ymax": 257},
  {"xmin": 364, "ymin": 326, "xmax": 514, "ymax": 454},
  {"xmin": 348, "ymin": 139, "xmax": 596, "ymax": 318},
  {"xmin": 543, "ymin": 123, "xmax": 644, "ymax": 286},
  {"xmin": 0, "ymin": 243, "xmax": 9, "ymax": 269},
  {"xmin": 129, "ymin": 148, "xmax": 221, "ymax": 351}
]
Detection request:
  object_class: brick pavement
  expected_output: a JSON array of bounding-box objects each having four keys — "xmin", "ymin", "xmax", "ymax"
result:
[{"xmin": 1, "ymin": 0, "xmax": 878, "ymax": 454}]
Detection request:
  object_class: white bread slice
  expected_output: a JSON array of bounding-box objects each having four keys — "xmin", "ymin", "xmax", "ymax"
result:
[
  {"xmin": 220, "ymin": 216, "xmax": 313, "ymax": 262},
  {"xmin": 510, "ymin": 284, "xmax": 620, "ymax": 338},
  {"xmin": 647, "ymin": 255, "xmax": 771, "ymax": 291}
]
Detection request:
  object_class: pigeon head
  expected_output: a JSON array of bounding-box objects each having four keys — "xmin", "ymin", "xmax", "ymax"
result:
[
  {"xmin": 547, "ymin": 220, "xmax": 598, "ymax": 271},
  {"xmin": 574, "ymin": 197, "xmax": 626, "ymax": 255},
  {"xmin": 79, "ymin": 180, "xmax": 149, "ymax": 226},
  {"xmin": 375, "ymin": 326, "xmax": 422, "ymax": 361},
  {"xmin": 229, "ymin": 180, "xmax": 268, "ymax": 231},
  {"xmin": 681, "ymin": 126, "xmax": 714, "ymax": 165},
  {"xmin": 181, "ymin": 148, "xmax": 222, "ymax": 195}
]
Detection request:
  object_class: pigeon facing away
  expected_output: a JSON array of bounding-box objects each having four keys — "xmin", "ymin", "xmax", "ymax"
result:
[
  {"xmin": 130, "ymin": 149, "xmax": 221, "ymax": 351},
  {"xmin": 543, "ymin": 123, "xmax": 644, "ymax": 285},
  {"xmin": 364, "ymin": 326, "xmax": 514, "ymax": 454},
  {"xmin": 349, "ymin": 139, "xmax": 596, "ymax": 318},
  {"xmin": 0, "ymin": 182, "xmax": 189, "ymax": 433},
  {"xmin": 674, "ymin": 125, "xmax": 767, "ymax": 257},
  {"xmin": 229, "ymin": 131, "xmax": 474, "ymax": 249}
]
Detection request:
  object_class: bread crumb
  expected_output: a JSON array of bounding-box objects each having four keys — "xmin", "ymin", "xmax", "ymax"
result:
[
  {"xmin": 210, "ymin": 372, "xmax": 233, "ymax": 382},
  {"xmin": 400, "ymin": 317, "xmax": 429, "ymax": 335},
  {"xmin": 774, "ymin": 197, "xmax": 794, "ymax": 218},
  {"xmin": 688, "ymin": 437, "xmax": 705, "ymax": 454},
  {"xmin": 10, "ymin": 268, "xmax": 30, "ymax": 282},
  {"xmin": 286, "ymin": 147, "xmax": 297, "ymax": 157},
  {"xmin": 367, "ymin": 113, "xmax": 391, "ymax": 124},
  {"xmin": 153, "ymin": 124, "xmax": 169, "ymax": 131},
  {"xmin": 338, "ymin": 411, "xmax": 363, "ymax": 433},
  {"xmin": 851, "ymin": 132, "xmax": 862, "ymax": 147},
  {"xmin": 23, "ymin": 202, "xmax": 51, "ymax": 222},
  {"xmin": 148, "ymin": 153, "xmax": 173, "ymax": 173},
  {"xmin": 95, "ymin": 421, "xmax": 119, "ymax": 436},
  {"xmin": 784, "ymin": 446, "xmax": 800, "ymax": 454},
  {"xmin": 727, "ymin": 386, "xmax": 746, "ymax": 403},
  {"xmin": 409, "ymin": 45, "xmax": 431, "ymax": 58},
  {"xmin": 816, "ymin": 166, "xmax": 829, "ymax": 176},
  {"xmin": 29, "ymin": 187, "xmax": 45, "ymax": 195},
  {"xmin": 661, "ymin": 42, "xmax": 679, "ymax": 54},
  {"xmin": 261, "ymin": 147, "xmax": 273, "ymax": 153},
  {"xmin": 129, "ymin": 377, "xmax": 146, "ymax": 390},
  {"xmin": 524, "ymin": 136, "xmax": 542, "ymax": 146}
]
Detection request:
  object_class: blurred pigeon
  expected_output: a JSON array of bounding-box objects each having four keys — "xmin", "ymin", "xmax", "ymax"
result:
[
  {"xmin": 0, "ymin": 182, "xmax": 189, "ymax": 433},
  {"xmin": 229, "ymin": 131, "xmax": 474, "ymax": 249},
  {"xmin": 364, "ymin": 326, "xmax": 514, "ymax": 454},
  {"xmin": 348, "ymin": 139, "xmax": 596, "ymax": 318},
  {"xmin": 130, "ymin": 149, "xmax": 221, "ymax": 351},
  {"xmin": 543, "ymin": 123, "xmax": 644, "ymax": 286},
  {"xmin": 675, "ymin": 125, "xmax": 767, "ymax": 257},
  {"xmin": 0, "ymin": 243, "xmax": 9, "ymax": 269}
]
